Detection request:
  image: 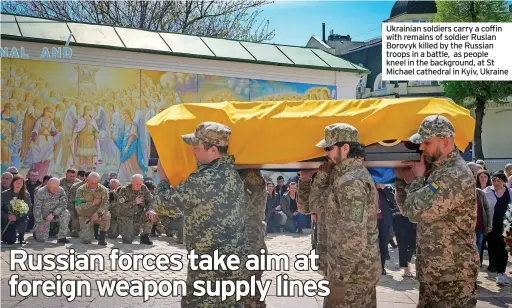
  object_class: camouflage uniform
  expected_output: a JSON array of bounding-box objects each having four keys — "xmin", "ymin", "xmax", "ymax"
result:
[
  {"xmin": 33, "ymin": 186, "xmax": 70, "ymax": 242},
  {"xmin": 59, "ymin": 177, "xmax": 82, "ymax": 198},
  {"xmin": 298, "ymin": 173, "xmax": 334, "ymax": 273},
  {"xmin": 116, "ymin": 184, "xmax": 154, "ymax": 244},
  {"xmin": 107, "ymin": 189, "xmax": 120, "ymax": 239},
  {"xmin": 68, "ymin": 181, "xmax": 86, "ymax": 237},
  {"xmin": 155, "ymin": 122, "xmax": 248, "ymax": 308},
  {"xmin": 160, "ymin": 215, "xmax": 184, "ymax": 243},
  {"xmin": 239, "ymin": 169, "xmax": 267, "ymax": 308},
  {"xmin": 75, "ymin": 184, "xmax": 111, "ymax": 244},
  {"xmin": 299, "ymin": 124, "xmax": 380, "ymax": 308},
  {"xmin": 395, "ymin": 115, "xmax": 479, "ymax": 307}
]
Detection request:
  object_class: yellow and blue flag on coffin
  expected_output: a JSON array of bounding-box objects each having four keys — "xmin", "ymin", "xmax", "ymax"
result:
[{"xmin": 146, "ymin": 98, "xmax": 475, "ymax": 185}]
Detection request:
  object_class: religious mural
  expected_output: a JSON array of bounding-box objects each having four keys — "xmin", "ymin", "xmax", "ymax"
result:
[
  {"xmin": 197, "ymin": 75, "xmax": 250, "ymax": 103},
  {"xmin": 250, "ymin": 79, "xmax": 336, "ymax": 101},
  {"xmin": 1, "ymin": 58, "xmax": 336, "ymax": 182}
]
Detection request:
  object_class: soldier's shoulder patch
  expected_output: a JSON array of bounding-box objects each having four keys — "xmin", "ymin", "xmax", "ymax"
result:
[
  {"xmin": 348, "ymin": 202, "xmax": 365, "ymax": 222},
  {"xmin": 246, "ymin": 188, "xmax": 253, "ymax": 195},
  {"xmin": 35, "ymin": 200, "xmax": 41, "ymax": 207},
  {"xmin": 427, "ymin": 182, "xmax": 440, "ymax": 193}
]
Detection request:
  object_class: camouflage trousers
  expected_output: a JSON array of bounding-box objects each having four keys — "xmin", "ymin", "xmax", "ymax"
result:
[
  {"xmin": 160, "ymin": 216, "xmax": 183, "ymax": 241},
  {"xmin": 34, "ymin": 209, "xmax": 70, "ymax": 242},
  {"xmin": 317, "ymin": 213, "xmax": 327, "ymax": 272},
  {"xmin": 107, "ymin": 213, "xmax": 119, "ymax": 239},
  {"xmin": 69, "ymin": 208, "xmax": 80, "ymax": 238},
  {"xmin": 244, "ymin": 270, "xmax": 266, "ymax": 308},
  {"xmin": 78, "ymin": 212, "xmax": 111, "ymax": 244},
  {"xmin": 116, "ymin": 213, "xmax": 152, "ymax": 244},
  {"xmin": 323, "ymin": 252, "xmax": 380, "ymax": 308},
  {"xmin": 418, "ymin": 280, "xmax": 477, "ymax": 308},
  {"xmin": 182, "ymin": 268, "xmax": 244, "ymax": 308}
]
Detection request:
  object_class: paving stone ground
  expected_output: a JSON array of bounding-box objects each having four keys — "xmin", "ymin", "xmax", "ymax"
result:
[{"xmin": 1, "ymin": 229, "xmax": 511, "ymax": 307}]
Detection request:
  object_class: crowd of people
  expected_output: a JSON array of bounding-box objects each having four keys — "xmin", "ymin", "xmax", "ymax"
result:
[
  {"xmin": 1, "ymin": 115, "xmax": 512, "ymax": 308},
  {"xmin": 1, "ymin": 167, "xmax": 183, "ymax": 246}
]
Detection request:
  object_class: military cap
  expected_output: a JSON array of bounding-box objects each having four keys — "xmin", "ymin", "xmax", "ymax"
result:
[
  {"xmin": 316, "ymin": 123, "xmax": 359, "ymax": 148},
  {"xmin": 182, "ymin": 122, "xmax": 231, "ymax": 147},
  {"xmin": 409, "ymin": 115, "xmax": 455, "ymax": 144}
]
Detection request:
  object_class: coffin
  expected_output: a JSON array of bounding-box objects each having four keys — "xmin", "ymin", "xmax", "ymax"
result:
[{"xmin": 146, "ymin": 98, "xmax": 475, "ymax": 185}]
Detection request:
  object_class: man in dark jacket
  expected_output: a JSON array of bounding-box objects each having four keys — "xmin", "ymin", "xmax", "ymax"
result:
[
  {"xmin": 24, "ymin": 169, "xmax": 42, "ymax": 232},
  {"xmin": 376, "ymin": 184, "xmax": 394, "ymax": 275}
]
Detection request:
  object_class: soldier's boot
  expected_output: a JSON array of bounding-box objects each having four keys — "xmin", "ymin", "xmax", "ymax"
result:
[
  {"xmin": 94, "ymin": 224, "xmax": 100, "ymax": 240},
  {"xmin": 140, "ymin": 234, "xmax": 153, "ymax": 245},
  {"xmin": 98, "ymin": 231, "xmax": 107, "ymax": 246},
  {"xmin": 57, "ymin": 237, "xmax": 70, "ymax": 244},
  {"xmin": 177, "ymin": 228, "xmax": 184, "ymax": 244}
]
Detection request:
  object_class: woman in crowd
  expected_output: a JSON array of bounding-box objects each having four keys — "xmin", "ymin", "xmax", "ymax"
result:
[
  {"xmin": 1, "ymin": 174, "xmax": 31, "ymax": 245},
  {"xmin": 484, "ymin": 172, "xmax": 512, "ymax": 285},
  {"xmin": 475, "ymin": 170, "xmax": 492, "ymax": 267},
  {"xmin": 476, "ymin": 169, "xmax": 493, "ymax": 268}
]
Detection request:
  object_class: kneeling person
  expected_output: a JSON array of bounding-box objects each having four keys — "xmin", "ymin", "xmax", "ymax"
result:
[
  {"xmin": 116, "ymin": 174, "xmax": 154, "ymax": 245},
  {"xmin": 75, "ymin": 172, "xmax": 111, "ymax": 245},
  {"xmin": 33, "ymin": 178, "xmax": 70, "ymax": 243}
]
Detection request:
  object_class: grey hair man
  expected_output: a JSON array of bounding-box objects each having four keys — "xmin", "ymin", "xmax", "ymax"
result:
[
  {"xmin": 33, "ymin": 177, "xmax": 70, "ymax": 243},
  {"xmin": 75, "ymin": 172, "xmax": 111, "ymax": 245},
  {"xmin": 114, "ymin": 174, "xmax": 155, "ymax": 244},
  {"xmin": 1, "ymin": 172, "xmax": 13, "ymax": 191}
]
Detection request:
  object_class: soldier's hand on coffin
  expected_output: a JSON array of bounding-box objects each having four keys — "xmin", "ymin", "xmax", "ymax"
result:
[
  {"xmin": 405, "ymin": 153, "xmax": 426, "ymax": 177},
  {"xmin": 394, "ymin": 167, "xmax": 415, "ymax": 184},
  {"xmin": 299, "ymin": 170, "xmax": 316, "ymax": 181},
  {"xmin": 319, "ymin": 161, "xmax": 335, "ymax": 173},
  {"xmin": 93, "ymin": 198, "xmax": 102, "ymax": 206}
]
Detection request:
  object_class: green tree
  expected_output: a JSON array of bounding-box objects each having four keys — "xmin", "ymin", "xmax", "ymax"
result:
[{"xmin": 432, "ymin": 0, "xmax": 512, "ymax": 159}]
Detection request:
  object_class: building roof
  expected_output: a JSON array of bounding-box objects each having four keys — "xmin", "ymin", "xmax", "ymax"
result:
[
  {"xmin": 0, "ymin": 13, "xmax": 368, "ymax": 74},
  {"xmin": 344, "ymin": 38, "xmax": 382, "ymax": 54},
  {"xmin": 308, "ymin": 36, "xmax": 333, "ymax": 50},
  {"xmin": 389, "ymin": 0, "xmax": 437, "ymax": 19}
]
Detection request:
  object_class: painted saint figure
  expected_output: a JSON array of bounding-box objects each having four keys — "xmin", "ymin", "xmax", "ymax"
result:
[
  {"xmin": 71, "ymin": 105, "xmax": 101, "ymax": 171},
  {"xmin": 115, "ymin": 109, "xmax": 147, "ymax": 183},
  {"xmin": 23, "ymin": 106, "xmax": 60, "ymax": 179}
]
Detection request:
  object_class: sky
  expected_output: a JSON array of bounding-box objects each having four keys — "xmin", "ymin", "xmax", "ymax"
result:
[
  {"xmin": 258, "ymin": 0, "xmax": 512, "ymax": 46},
  {"xmin": 258, "ymin": 1, "xmax": 397, "ymax": 46}
]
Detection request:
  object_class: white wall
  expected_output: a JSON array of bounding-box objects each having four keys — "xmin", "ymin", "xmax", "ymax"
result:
[
  {"xmin": 1, "ymin": 39, "xmax": 362, "ymax": 99},
  {"xmin": 472, "ymin": 103, "xmax": 512, "ymax": 172}
]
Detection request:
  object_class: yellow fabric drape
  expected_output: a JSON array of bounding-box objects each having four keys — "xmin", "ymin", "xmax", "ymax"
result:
[{"xmin": 146, "ymin": 98, "xmax": 475, "ymax": 185}]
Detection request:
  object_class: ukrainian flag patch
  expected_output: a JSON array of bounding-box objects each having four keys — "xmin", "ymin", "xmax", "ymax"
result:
[
  {"xmin": 246, "ymin": 188, "xmax": 252, "ymax": 195},
  {"xmin": 428, "ymin": 182, "xmax": 440, "ymax": 193}
]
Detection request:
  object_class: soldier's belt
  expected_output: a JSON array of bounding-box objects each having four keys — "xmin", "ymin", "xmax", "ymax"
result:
[{"xmin": 233, "ymin": 141, "xmax": 421, "ymax": 171}]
